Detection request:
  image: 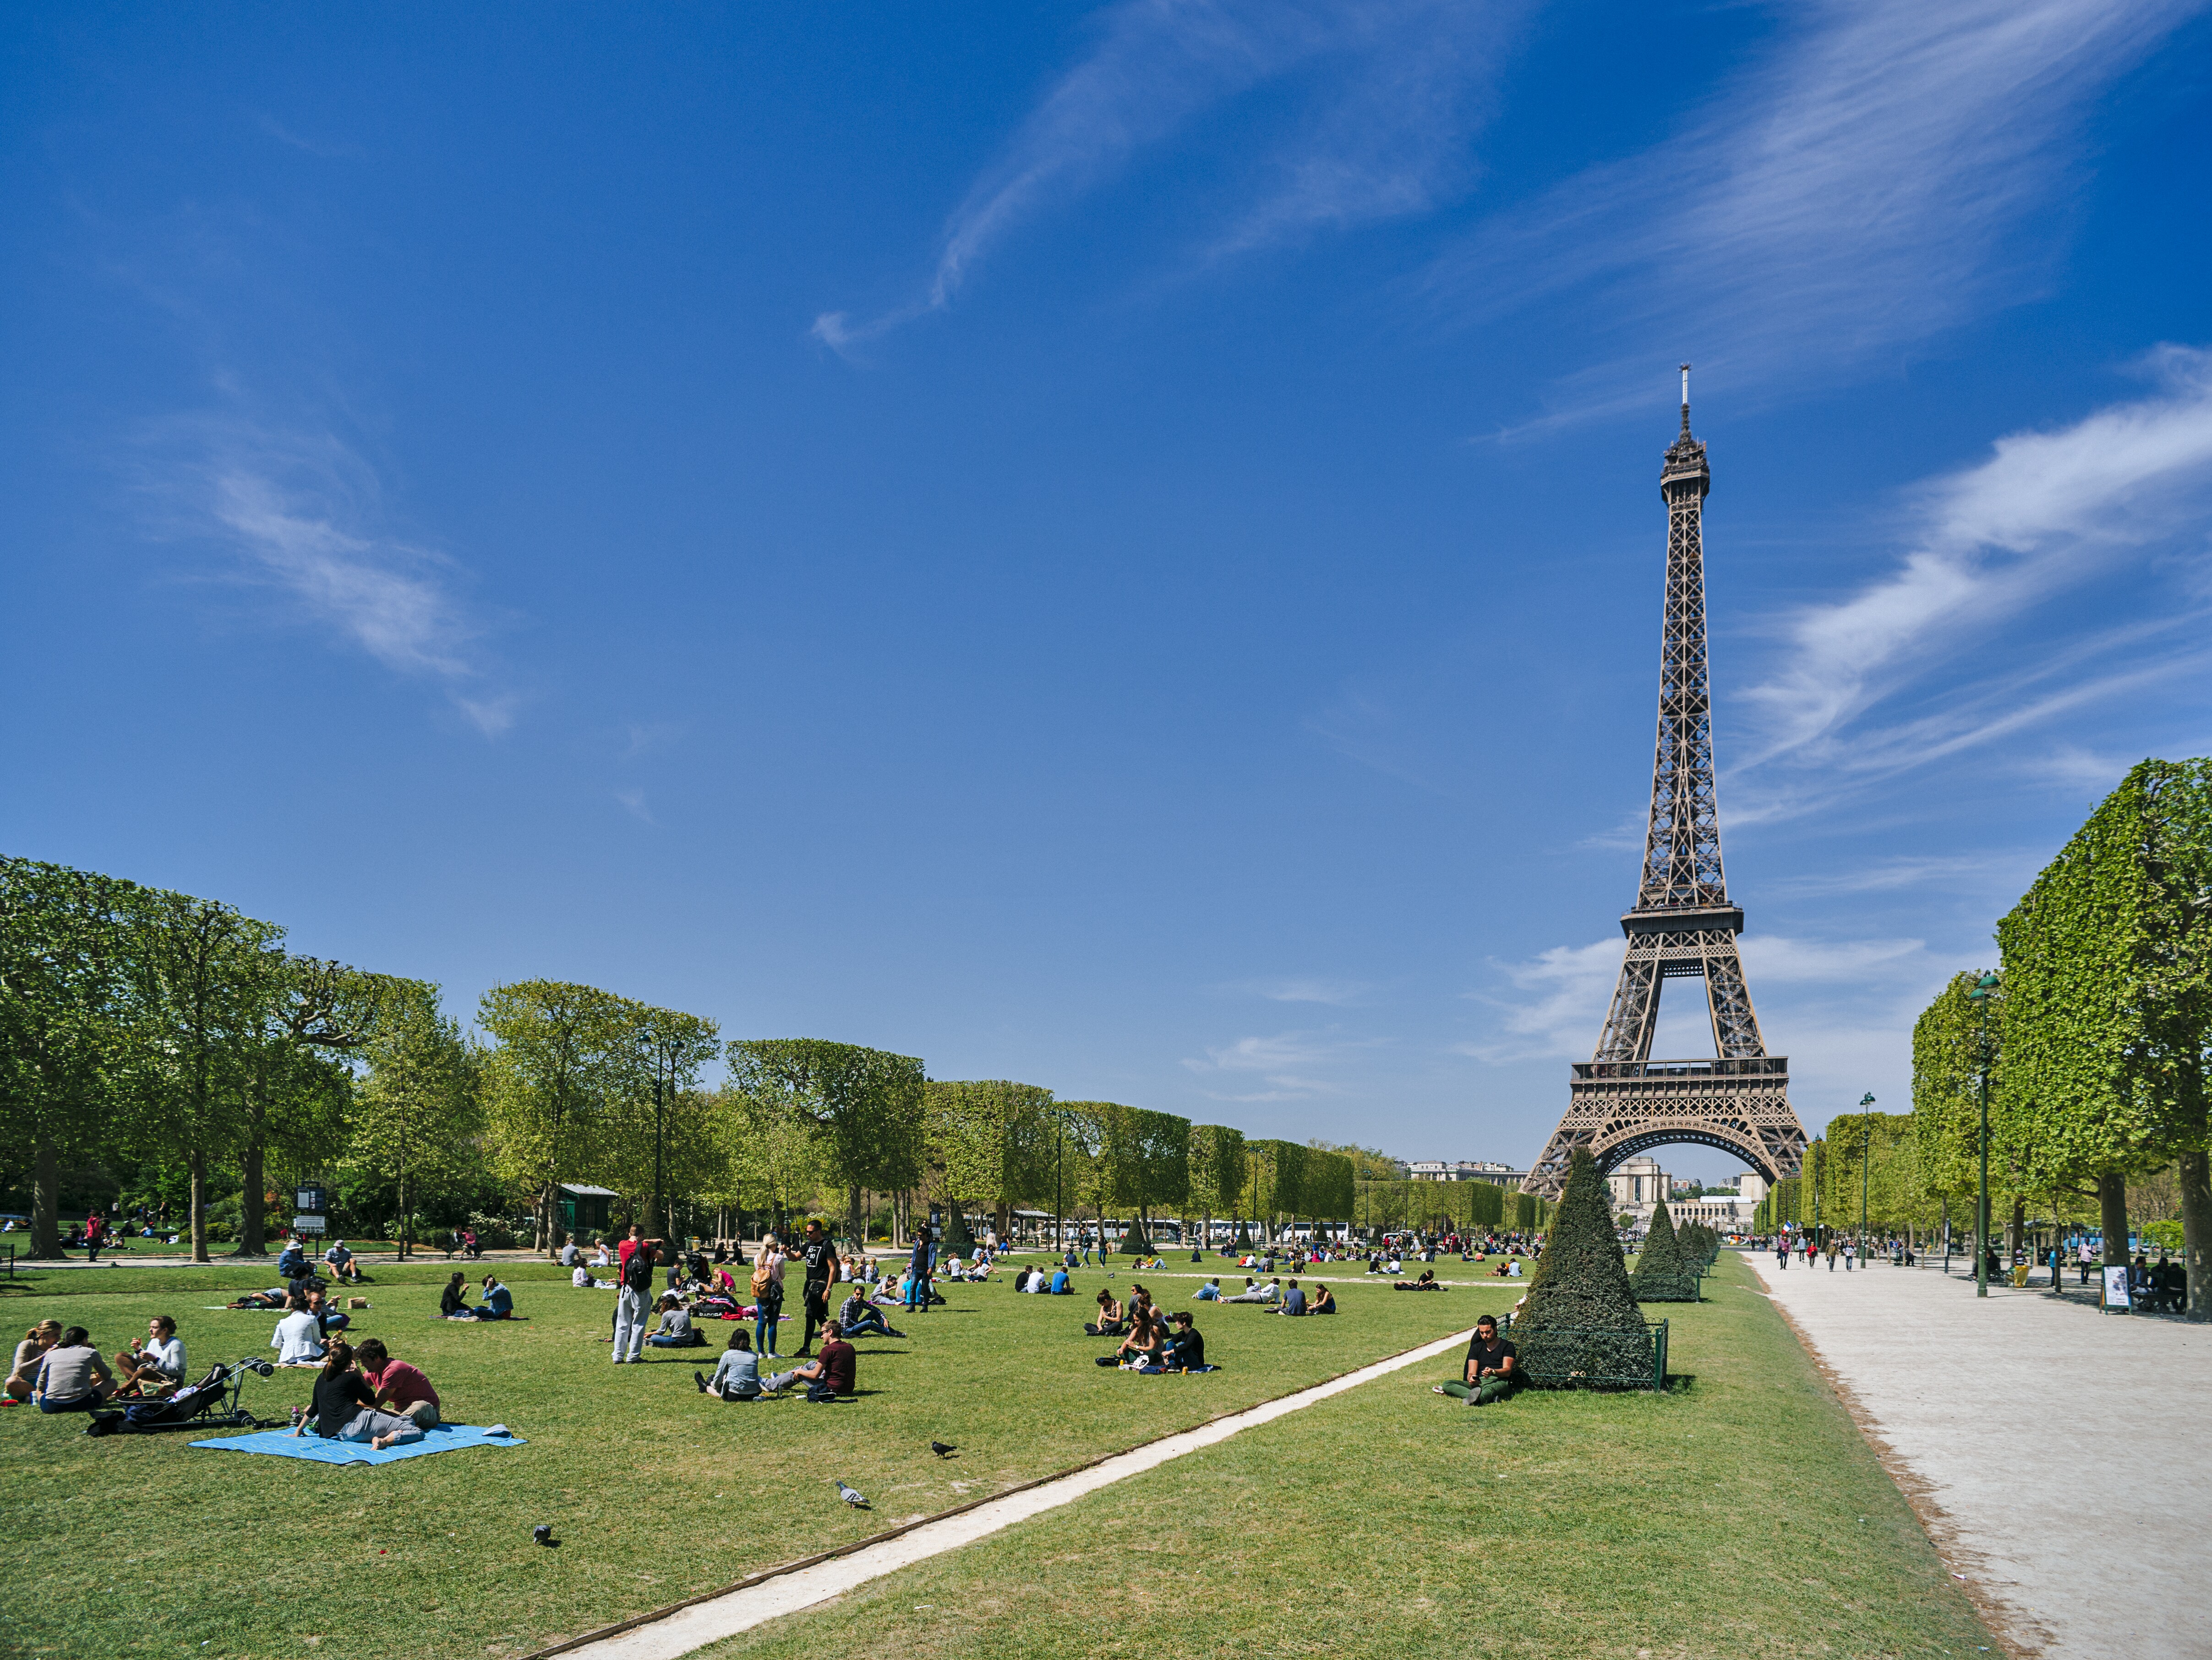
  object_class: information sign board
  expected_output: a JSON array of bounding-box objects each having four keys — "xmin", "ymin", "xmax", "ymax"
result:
[{"xmin": 2102, "ymin": 1264, "xmax": 2131, "ymax": 1310}]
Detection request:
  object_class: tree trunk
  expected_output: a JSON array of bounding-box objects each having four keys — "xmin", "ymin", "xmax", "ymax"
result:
[
  {"xmin": 2179, "ymin": 1149, "xmax": 2211, "ymax": 1323},
  {"xmin": 236, "ymin": 1138, "xmax": 268, "ymax": 1256},
  {"xmin": 189, "ymin": 1150, "xmax": 210, "ymax": 1264},
  {"xmin": 847, "ymin": 1183, "xmax": 864, "ymax": 1249},
  {"xmin": 2007, "ymin": 1195, "xmax": 2024, "ymax": 1266},
  {"xmin": 2099, "ymin": 1172, "xmax": 2130, "ymax": 1268},
  {"xmin": 28, "ymin": 1135, "xmax": 63, "ymax": 1259}
]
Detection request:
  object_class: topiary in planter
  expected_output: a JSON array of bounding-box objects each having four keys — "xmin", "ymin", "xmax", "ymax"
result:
[
  {"xmin": 1630, "ymin": 1200, "xmax": 1699, "ymax": 1302},
  {"xmin": 1514, "ymin": 1150, "xmax": 1654, "ymax": 1388}
]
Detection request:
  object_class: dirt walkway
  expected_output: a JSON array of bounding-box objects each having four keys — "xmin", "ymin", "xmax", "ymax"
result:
[{"xmin": 1751, "ymin": 1253, "xmax": 2212, "ymax": 1658}]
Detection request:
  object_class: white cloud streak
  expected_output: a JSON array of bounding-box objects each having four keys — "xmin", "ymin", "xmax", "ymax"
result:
[
  {"xmin": 815, "ymin": 0, "xmax": 1521, "ymax": 351},
  {"xmin": 1445, "ymin": 0, "xmax": 2204, "ymax": 412},
  {"xmin": 1180, "ymin": 1026, "xmax": 1387, "ymax": 1099},
  {"xmin": 157, "ymin": 419, "xmax": 513, "ymax": 733},
  {"xmin": 1730, "ymin": 346, "xmax": 2212, "ymax": 810}
]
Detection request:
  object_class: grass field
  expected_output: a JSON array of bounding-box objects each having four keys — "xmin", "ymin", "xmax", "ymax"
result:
[
  {"xmin": 0, "ymin": 1252, "xmax": 1502, "ymax": 1660},
  {"xmin": 697, "ymin": 1252, "xmax": 1995, "ymax": 1660}
]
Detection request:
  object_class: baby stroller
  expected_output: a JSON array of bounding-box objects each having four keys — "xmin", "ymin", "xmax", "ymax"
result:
[{"xmin": 84, "ymin": 1356, "xmax": 279, "ymax": 1437}]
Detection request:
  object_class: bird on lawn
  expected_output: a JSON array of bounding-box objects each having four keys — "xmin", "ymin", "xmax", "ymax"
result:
[
  {"xmin": 834, "ymin": 1480, "xmax": 870, "ymax": 1509},
  {"xmin": 930, "ymin": 1441, "xmax": 957, "ymax": 1459}
]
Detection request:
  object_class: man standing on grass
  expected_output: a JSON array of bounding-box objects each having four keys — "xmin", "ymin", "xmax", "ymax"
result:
[
  {"xmin": 1436, "ymin": 1315, "xmax": 1517, "ymax": 1407},
  {"xmin": 614, "ymin": 1234, "xmax": 660, "ymax": 1364},
  {"xmin": 796, "ymin": 1218, "xmax": 839, "ymax": 1357}
]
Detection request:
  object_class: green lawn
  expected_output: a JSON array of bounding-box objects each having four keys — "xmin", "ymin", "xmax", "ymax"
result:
[
  {"xmin": 695, "ymin": 1254, "xmax": 1994, "ymax": 1660},
  {"xmin": 0, "ymin": 1253, "xmax": 1499, "ymax": 1660}
]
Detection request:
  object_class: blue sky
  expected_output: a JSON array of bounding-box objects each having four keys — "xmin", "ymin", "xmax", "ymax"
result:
[{"xmin": 6, "ymin": 2, "xmax": 2211, "ymax": 1181}]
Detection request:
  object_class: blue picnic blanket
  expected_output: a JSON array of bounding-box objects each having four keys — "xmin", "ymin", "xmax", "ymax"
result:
[{"xmin": 189, "ymin": 1422, "xmax": 527, "ymax": 1465}]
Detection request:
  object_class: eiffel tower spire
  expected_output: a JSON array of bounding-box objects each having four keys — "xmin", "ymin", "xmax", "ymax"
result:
[{"xmin": 1524, "ymin": 372, "xmax": 1808, "ymax": 1200}]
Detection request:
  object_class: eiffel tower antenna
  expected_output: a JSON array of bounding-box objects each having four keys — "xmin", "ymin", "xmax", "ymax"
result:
[{"xmin": 1524, "ymin": 370, "xmax": 1808, "ymax": 1200}]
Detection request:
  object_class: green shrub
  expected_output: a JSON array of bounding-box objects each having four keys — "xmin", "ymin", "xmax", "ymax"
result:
[
  {"xmin": 1516, "ymin": 1150, "xmax": 1653, "ymax": 1388},
  {"xmin": 1630, "ymin": 1202, "xmax": 1698, "ymax": 1302}
]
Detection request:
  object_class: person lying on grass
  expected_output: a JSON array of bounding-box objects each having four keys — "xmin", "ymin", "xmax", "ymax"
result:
[
  {"xmin": 647, "ymin": 1293, "xmax": 704, "ymax": 1348},
  {"xmin": 1222, "ymin": 1277, "xmax": 1278, "ymax": 1304},
  {"xmin": 32, "ymin": 1327, "xmax": 116, "ymax": 1413},
  {"xmin": 761, "ymin": 1322, "xmax": 856, "ymax": 1401},
  {"xmin": 837, "ymin": 1290, "xmax": 903, "ymax": 1339},
  {"xmin": 8, "ymin": 1320, "xmax": 61, "ymax": 1402},
  {"xmin": 1433, "ymin": 1315, "xmax": 1517, "ymax": 1406},
  {"xmin": 112, "ymin": 1315, "xmax": 187, "ymax": 1395},
  {"xmin": 354, "ymin": 1338, "xmax": 441, "ymax": 1428},
  {"xmin": 1085, "ymin": 1290, "xmax": 1126, "ymax": 1337},
  {"xmin": 1192, "ymin": 1277, "xmax": 1222, "ymax": 1301},
  {"xmin": 1393, "ymin": 1270, "xmax": 1442, "ymax": 1291},
  {"xmin": 460, "ymin": 1274, "xmax": 514, "ymax": 1320},
  {"xmin": 697, "ymin": 1330, "xmax": 763, "ymax": 1400},
  {"xmin": 225, "ymin": 1286, "xmax": 292, "ymax": 1311},
  {"xmin": 289, "ymin": 1338, "xmax": 422, "ymax": 1451}
]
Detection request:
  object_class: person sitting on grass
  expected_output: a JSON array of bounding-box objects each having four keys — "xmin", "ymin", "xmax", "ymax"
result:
[
  {"xmin": 1434, "ymin": 1314, "xmax": 1517, "ymax": 1407},
  {"xmin": 323, "ymin": 1239, "xmax": 367, "ymax": 1283},
  {"xmin": 306, "ymin": 1286, "xmax": 350, "ymax": 1337},
  {"xmin": 837, "ymin": 1289, "xmax": 903, "ymax": 1339},
  {"xmin": 1085, "ymin": 1290, "xmax": 1126, "ymax": 1337},
  {"xmin": 272, "ymin": 1297, "xmax": 326, "ymax": 1366},
  {"xmin": 289, "ymin": 1339, "xmax": 422, "ymax": 1451},
  {"xmin": 8, "ymin": 1320, "xmax": 61, "ymax": 1403},
  {"xmin": 1161, "ymin": 1311, "xmax": 1207, "ymax": 1371},
  {"xmin": 1049, "ymin": 1264, "xmax": 1071, "ymax": 1295},
  {"xmin": 1193, "ymin": 1277, "xmax": 1222, "ymax": 1301},
  {"xmin": 1107, "ymin": 1309, "xmax": 1166, "ymax": 1370},
  {"xmin": 645, "ymin": 1293, "xmax": 702, "ymax": 1348},
  {"xmin": 277, "ymin": 1238, "xmax": 310, "ymax": 1282},
  {"xmin": 32, "ymin": 1327, "xmax": 116, "ymax": 1413},
  {"xmin": 353, "ymin": 1337, "xmax": 441, "ymax": 1428},
  {"xmin": 763, "ymin": 1322, "xmax": 856, "ymax": 1401},
  {"xmin": 439, "ymin": 1273, "xmax": 471, "ymax": 1318},
  {"xmin": 573, "ymin": 1263, "xmax": 613, "ymax": 1289},
  {"xmin": 1308, "ymin": 1283, "xmax": 1337, "ymax": 1315},
  {"xmin": 697, "ymin": 1330, "xmax": 763, "ymax": 1401},
  {"xmin": 466, "ymin": 1274, "xmax": 514, "ymax": 1320},
  {"xmin": 1274, "ymin": 1279, "xmax": 1308, "ymax": 1316},
  {"xmin": 1393, "ymin": 1270, "xmax": 1442, "ymax": 1291},
  {"xmin": 112, "ymin": 1315, "xmax": 187, "ymax": 1395}
]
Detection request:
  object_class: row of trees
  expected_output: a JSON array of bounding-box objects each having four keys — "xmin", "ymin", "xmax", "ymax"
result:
[
  {"xmin": 1753, "ymin": 761, "xmax": 2210, "ymax": 1319},
  {"xmin": 2, "ymin": 856, "xmax": 1458, "ymax": 1262},
  {"xmin": 1354, "ymin": 1176, "xmax": 1548, "ymax": 1236}
]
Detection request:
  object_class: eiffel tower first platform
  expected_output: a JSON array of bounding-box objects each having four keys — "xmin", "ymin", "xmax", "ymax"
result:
[{"xmin": 1524, "ymin": 369, "xmax": 1809, "ymax": 1200}]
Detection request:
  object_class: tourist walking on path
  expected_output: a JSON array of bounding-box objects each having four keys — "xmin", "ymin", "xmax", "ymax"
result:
[
  {"xmin": 613, "ymin": 1234, "xmax": 659, "ymax": 1364},
  {"xmin": 1774, "ymin": 1236, "xmax": 1788, "ymax": 1270},
  {"xmin": 1843, "ymin": 1239, "xmax": 1856, "ymax": 1271},
  {"xmin": 796, "ymin": 1219, "xmax": 839, "ymax": 1357}
]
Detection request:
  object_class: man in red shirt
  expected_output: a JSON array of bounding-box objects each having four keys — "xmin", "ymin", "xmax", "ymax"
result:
[
  {"xmin": 83, "ymin": 1211, "xmax": 108, "ymax": 1263},
  {"xmin": 763, "ymin": 1322, "xmax": 855, "ymax": 1401},
  {"xmin": 354, "ymin": 1338, "xmax": 441, "ymax": 1428}
]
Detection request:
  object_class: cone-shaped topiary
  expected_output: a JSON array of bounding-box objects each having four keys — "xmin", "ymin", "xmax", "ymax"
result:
[
  {"xmin": 1630, "ymin": 1200, "xmax": 1698, "ymax": 1302},
  {"xmin": 1514, "ymin": 1149, "xmax": 1653, "ymax": 1386}
]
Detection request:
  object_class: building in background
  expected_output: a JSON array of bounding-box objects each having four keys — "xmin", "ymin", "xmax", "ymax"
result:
[
  {"xmin": 1408, "ymin": 1160, "xmax": 1528, "ymax": 1186},
  {"xmin": 1606, "ymin": 1156, "xmax": 1668, "ymax": 1214}
]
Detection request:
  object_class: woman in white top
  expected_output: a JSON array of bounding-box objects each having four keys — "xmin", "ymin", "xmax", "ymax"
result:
[{"xmin": 272, "ymin": 1301, "xmax": 325, "ymax": 1366}]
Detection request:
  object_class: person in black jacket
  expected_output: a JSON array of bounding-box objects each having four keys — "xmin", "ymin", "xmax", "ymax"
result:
[{"xmin": 795, "ymin": 1219, "xmax": 839, "ymax": 1357}]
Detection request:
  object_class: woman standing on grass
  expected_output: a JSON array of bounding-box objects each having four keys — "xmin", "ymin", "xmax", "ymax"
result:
[{"xmin": 752, "ymin": 1236, "xmax": 786, "ymax": 1358}]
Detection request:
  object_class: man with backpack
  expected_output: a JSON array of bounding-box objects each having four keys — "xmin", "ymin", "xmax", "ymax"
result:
[{"xmin": 613, "ymin": 1235, "xmax": 661, "ymax": 1364}]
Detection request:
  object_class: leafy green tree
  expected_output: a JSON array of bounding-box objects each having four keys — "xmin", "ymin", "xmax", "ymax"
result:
[
  {"xmin": 0, "ymin": 858, "xmax": 137, "ymax": 1258},
  {"xmin": 480, "ymin": 980, "xmax": 633, "ymax": 1254},
  {"xmin": 726, "ymin": 1039, "xmax": 925, "ymax": 1244},
  {"xmin": 1077, "ymin": 1102, "xmax": 1190, "ymax": 1250},
  {"xmin": 1630, "ymin": 1199, "xmax": 1695, "ymax": 1301},
  {"xmin": 720, "ymin": 1083, "xmax": 829, "ymax": 1239},
  {"xmin": 1188, "ymin": 1124, "xmax": 1248, "ymax": 1251},
  {"xmin": 612, "ymin": 1004, "xmax": 723, "ymax": 1239},
  {"xmin": 1515, "ymin": 1149, "xmax": 1649, "ymax": 1386},
  {"xmin": 117, "ymin": 886, "xmax": 284, "ymax": 1262},
  {"xmin": 1998, "ymin": 760, "xmax": 2212, "ymax": 1305},
  {"xmin": 346, "ymin": 981, "xmax": 482, "ymax": 1258},
  {"xmin": 924, "ymin": 1080, "xmax": 1055, "ymax": 1245}
]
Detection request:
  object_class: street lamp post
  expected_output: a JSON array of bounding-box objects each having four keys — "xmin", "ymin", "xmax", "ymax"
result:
[
  {"xmin": 1859, "ymin": 1093, "xmax": 1875, "ymax": 1268},
  {"xmin": 1968, "ymin": 972, "xmax": 1999, "ymax": 1298}
]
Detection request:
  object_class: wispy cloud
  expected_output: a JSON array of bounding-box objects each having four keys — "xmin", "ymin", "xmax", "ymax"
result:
[
  {"xmin": 151, "ymin": 416, "xmax": 514, "ymax": 733},
  {"xmin": 614, "ymin": 788, "xmax": 657, "ymax": 825},
  {"xmin": 1444, "ymin": 0, "xmax": 2204, "ymax": 416},
  {"xmin": 1227, "ymin": 976, "xmax": 1374, "ymax": 1006},
  {"xmin": 815, "ymin": 0, "xmax": 1522, "ymax": 351},
  {"xmin": 1180, "ymin": 1026, "xmax": 1386, "ymax": 1100},
  {"xmin": 1728, "ymin": 346, "xmax": 2212, "ymax": 812}
]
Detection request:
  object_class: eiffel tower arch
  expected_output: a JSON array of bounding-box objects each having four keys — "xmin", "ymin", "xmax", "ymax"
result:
[{"xmin": 1524, "ymin": 369, "xmax": 1809, "ymax": 1201}]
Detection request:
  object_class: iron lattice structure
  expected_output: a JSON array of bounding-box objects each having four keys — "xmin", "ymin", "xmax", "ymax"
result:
[{"xmin": 1525, "ymin": 376, "xmax": 1809, "ymax": 1200}]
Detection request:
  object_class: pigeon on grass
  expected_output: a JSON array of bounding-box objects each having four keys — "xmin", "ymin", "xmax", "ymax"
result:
[
  {"xmin": 930, "ymin": 1441, "xmax": 958, "ymax": 1459},
  {"xmin": 834, "ymin": 1480, "xmax": 870, "ymax": 1509}
]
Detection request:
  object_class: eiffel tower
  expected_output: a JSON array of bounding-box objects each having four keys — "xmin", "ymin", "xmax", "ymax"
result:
[{"xmin": 1524, "ymin": 368, "xmax": 1808, "ymax": 1200}]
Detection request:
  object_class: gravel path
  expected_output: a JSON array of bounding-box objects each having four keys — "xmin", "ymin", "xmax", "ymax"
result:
[{"xmin": 1750, "ymin": 1252, "xmax": 2212, "ymax": 1658}]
